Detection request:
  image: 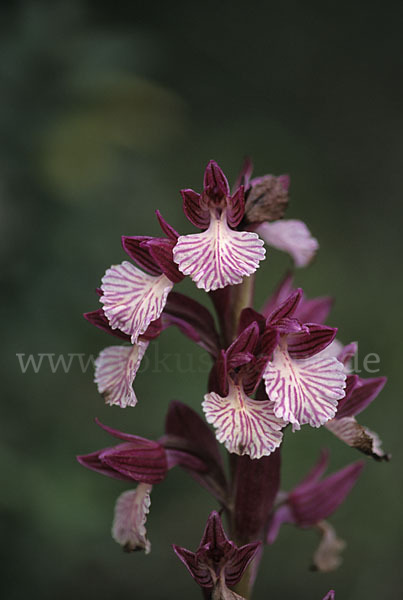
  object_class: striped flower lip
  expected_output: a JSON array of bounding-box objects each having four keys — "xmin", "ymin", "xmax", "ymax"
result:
[
  {"xmin": 173, "ymin": 160, "xmax": 266, "ymax": 291},
  {"xmin": 101, "ymin": 262, "xmax": 173, "ymax": 344},
  {"xmin": 264, "ymin": 342, "xmax": 346, "ymax": 430},
  {"xmin": 173, "ymin": 209, "xmax": 265, "ymax": 292},
  {"xmin": 260, "ymin": 288, "xmax": 346, "ymax": 430},
  {"xmin": 94, "ymin": 341, "xmax": 149, "ymax": 408},
  {"xmin": 112, "ymin": 483, "xmax": 152, "ymax": 553},
  {"xmin": 202, "ymin": 380, "xmax": 285, "ymax": 459}
]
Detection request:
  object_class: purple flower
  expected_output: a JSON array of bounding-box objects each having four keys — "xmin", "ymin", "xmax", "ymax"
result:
[
  {"xmin": 173, "ymin": 160, "xmax": 266, "ymax": 291},
  {"xmin": 267, "ymin": 450, "xmax": 363, "ymax": 540},
  {"xmin": 77, "ymin": 420, "xmax": 168, "ymax": 553},
  {"xmin": 266, "ymin": 450, "xmax": 363, "ymax": 570},
  {"xmin": 77, "ymin": 419, "xmax": 171, "ymax": 482},
  {"xmin": 203, "ymin": 378, "xmax": 285, "ymax": 459},
  {"xmin": 77, "ymin": 418, "xmax": 209, "ymax": 553},
  {"xmin": 173, "ymin": 511, "xmax": 260, "ymax": 593},
  {"xmin": 263, "ymin": 290, "xmax": 346, "ymax": 430},
  {"xmin": 100, "ymin": 211, "xmax": 182, "ymax": 345},
  {"xmin": 203, "ymin": 322, "xmax": 285, "ymax": 459},
  {"xmin": 201, "ymin": 288, "xmax": 347, "ymax": 458}
]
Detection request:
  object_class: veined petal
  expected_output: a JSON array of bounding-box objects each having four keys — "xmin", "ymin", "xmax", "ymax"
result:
[
  {"xmin": 336, "ymin": 375, "xmax": 386, "ymax": 418},
  {"xmin": 256, "ymin": 219, "xmax": 318, "ymax": 267},
  {"xmin": 100, "ymin": 441, "xmax": 168, "ymax": 484},
  {"xmin": 289, "ymin": 460, "xmax": 364, "ymax": 525},
  {"xmin": 264, "ymin": 347, "xmax": 346, "ymax": 429},
  {"xmin": 121, "ymin": 236, "xmax": 161, "ymax": 275},
  {"xmin": 226, "ymin": 186, "xmax": 245, "ymax": 228},
  {"xmin": 101, "ymin": 261, "xmax": 173, "ymax": 343},
  {"xmin": 225, "ymin": 542, "xmax": 261, "ymax": 587},
  {"xmin": 297, "ymin": 449, "xmax": 330, "ymax": 488},
  {"xmin": 155, "ymin": 209, "xmax": 179, "ymax": 241},
  {"xmin": 180, "ymin": 188, "xmax": 210, "ymax": 229},
  {"xmin": 76, "ymin": 448, "xmax": 134, "ymax": 481},
  {"xmin": 202, "ymin": 382, "xmax": 284, "ymax": 459},
  {"xmin": 287, "ymin": 324, "xmax": 337, "ymax": 359},
  {"xmin": 144, "ymin": 238, "xmax": 184, "ymax": 283},
  {"xmin": 261, "ymin": 273, "xmax": 333, "ymax": 324},
  {"xmin": 267, "ymin": 289, "xmax": 303, "ymax": 323},
  {"xmin": 173, "ymin": 210, "xmax": 265, "ymax": 292},
  {"xmin": 112, "ymin": 483, "xmax": 152, "ymax": 553},
  {"xmin": 172, "ymin": 545, "xmax": 213, "ymax": 588},
  {"xmin": 94, "ymin": 342, "xmax": 148, "ymax": 408},
  {"xmin": 204, "ymin": 159, "xmax": 230, "ymax": 201}
]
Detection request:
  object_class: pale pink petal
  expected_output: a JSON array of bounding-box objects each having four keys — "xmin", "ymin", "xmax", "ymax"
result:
[
  {"xmin": 173, "ymin": 211, "xmax": 265, "ymax": 292},
  {"xmin": 101, "ymin": 261, "xmax": 173, "ymax": 343},
  {"xmin": 94, "ymin": 342, "xmax": 148, "ymax": 408},
  {"xmin": 256, "ymin": 220, "xmax": 318, "ymax": 267},
  {"xmin": 202, "ymin": 382, "xmax": 284, "ymax": 459},
  {"xmin": 264, "ymin": 347, "xmax": 346, "ymax": 430},
  {"xmin": 111, "ymin": 483, "xmax": 152, "ymax": 553}
]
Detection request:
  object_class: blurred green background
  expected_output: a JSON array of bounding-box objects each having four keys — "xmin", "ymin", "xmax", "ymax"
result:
[{"xmin": 1, "ymin": 1, "xmax": 402, "ymax": 598}]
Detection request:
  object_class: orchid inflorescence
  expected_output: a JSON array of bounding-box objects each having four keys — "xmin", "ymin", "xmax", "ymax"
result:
[{"xmin": 78, "ymin": 159, "xmax": 389, "ymax": 599}]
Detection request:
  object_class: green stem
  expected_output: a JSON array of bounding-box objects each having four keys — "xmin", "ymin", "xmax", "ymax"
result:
[{"xmin": 228, "ymin": 274, "xmax": 255, "ymax": 341}]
